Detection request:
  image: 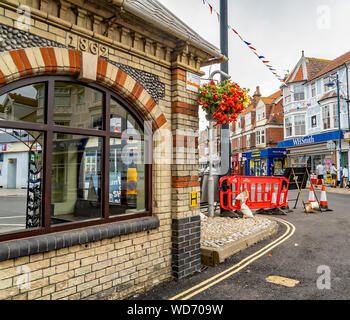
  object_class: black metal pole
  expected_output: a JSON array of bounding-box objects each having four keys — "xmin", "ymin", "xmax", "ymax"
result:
[
  {"xmin": 220, "ymin": 0, "xmax": 231, "ymax": 176},
  {"xmin": 219, "ymin": 0, "xmax": 232, "ymax": 216},
  {"xmin": 220, "ymin": 0, "xmax": 229, "ymax": 76}
]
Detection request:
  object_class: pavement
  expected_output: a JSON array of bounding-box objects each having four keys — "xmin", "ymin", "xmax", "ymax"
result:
[
  {"xmin": 0, "ymin": 188, "xmax": 27, "ymax": 197},
  {"xmin": 318, "ymin": 185, "xmax": 350, "ymax": 194},
  {"xmin": 0, "ymin": 189, "xmax": 27, "ymax": 233}
]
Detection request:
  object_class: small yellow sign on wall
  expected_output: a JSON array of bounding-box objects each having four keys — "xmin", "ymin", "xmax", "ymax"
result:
[{"xmin": 190, "ymin": 191, "xmax": 199, "ymax": 207}]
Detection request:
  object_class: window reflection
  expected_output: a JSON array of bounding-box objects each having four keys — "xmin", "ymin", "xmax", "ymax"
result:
[
  {"xmin": 109, "ymin": 138, "xmax": 145, "ymax": 216},
  {"xmin": 51, "ymin": 134, "xmax": 102, "ymax": 224},
  {"xmin": 0, "ymin": 128, "xmax": 43, "ymax": 234},
  {"xmin": 54, "ymin": 82, "xmax": 103, "ymax": 130},
  {"xmin": 0, "ymin": 84, "xmax": 45, "ymax": 123},
  {"xmin": 110, "ymin": 99, "xmax": 143, "ymax": 134}
]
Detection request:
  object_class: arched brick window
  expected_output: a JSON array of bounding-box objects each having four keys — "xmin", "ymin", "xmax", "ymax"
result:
[{"xmin": 0, "ymin": 76, "xmax": 152, "ymax": 242}]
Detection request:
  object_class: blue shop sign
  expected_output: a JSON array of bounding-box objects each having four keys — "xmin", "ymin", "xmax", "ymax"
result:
[
  {"xmin": 278, "ymin": 131, "xmax": 344, "ymax": 148},
  {"xmin": 242, "ymin": 148, "xmax": 287, "ymax": 159}
]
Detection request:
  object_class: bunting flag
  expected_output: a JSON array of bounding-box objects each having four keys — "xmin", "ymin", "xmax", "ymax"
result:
[{"xmin": 200, "ymin": 0, "xmax": 290, "ymax": 89}]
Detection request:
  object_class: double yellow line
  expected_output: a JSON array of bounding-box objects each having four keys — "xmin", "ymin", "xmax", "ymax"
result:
[{"xmin": 169, "ymin": 217, "xmax": 296, "ymax": 300}]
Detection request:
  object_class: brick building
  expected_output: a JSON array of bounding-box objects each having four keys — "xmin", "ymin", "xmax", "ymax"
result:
[
  {"xmin": 231, "ymin": 87, "xmax": 287, "ymax": 176},
  {"xmin": 278, "ymin": 51, "xmax": 350, "ymax": 177},
  {"xmin": 0, "ymin": 0, "xmax": 226, "ymax": 300}
]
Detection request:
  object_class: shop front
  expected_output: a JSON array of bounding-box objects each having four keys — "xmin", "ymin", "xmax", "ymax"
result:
[
  {"xmin": 242, "ymin": 148, "xmax": 287, "ymax": 176},
  {"xmin": 278, "ymin": 131, "xmax": 347, "ymax": 177}
]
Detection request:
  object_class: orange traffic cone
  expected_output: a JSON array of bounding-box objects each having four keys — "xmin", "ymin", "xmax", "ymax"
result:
[
  {"xmin": 308, "ymin": 184, "xmax": 316, "ymax": 204},
  {"xmin": 281, "ymin": 187, "xmax": 290, "ymax": 210},
  {"xmin": 320, "ymin": 184, "xmax": 332, "ymax": 211}
]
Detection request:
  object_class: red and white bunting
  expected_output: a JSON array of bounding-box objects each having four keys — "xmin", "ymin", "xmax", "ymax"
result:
[{"xmin": 201, "ymin": 0, "xmax": 289, "ymax": 88}]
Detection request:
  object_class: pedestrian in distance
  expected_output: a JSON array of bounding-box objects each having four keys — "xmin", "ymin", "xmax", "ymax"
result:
[
  {"xmin": 342, "ymin": 165, "xmax": 349, "ymax": 188},
  {"xmin": 316, "ymin": 161, "xmax": 325, "ymax": 185},
  {"xmin": 330, "ymin": 163, "xmax": 338, "ymax": 188}
]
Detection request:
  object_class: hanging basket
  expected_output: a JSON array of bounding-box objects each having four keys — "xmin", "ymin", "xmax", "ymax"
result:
[{"xmin": 198, "ymin": 80, "xmax": 250, "ymax": 125}]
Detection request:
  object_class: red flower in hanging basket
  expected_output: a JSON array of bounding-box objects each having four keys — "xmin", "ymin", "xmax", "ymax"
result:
[{"xmin": 197, "ymin": 79, "xmax": 250, "ymax": 125}]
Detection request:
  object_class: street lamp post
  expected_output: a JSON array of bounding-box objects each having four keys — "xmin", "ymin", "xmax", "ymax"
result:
[
  {"xmin": 327, "ymin": 74, "xmax": 343, "ymax": 187},
  {"xmin": 336, "ymin": 74, "xmax": 343, "ymax": 188}
]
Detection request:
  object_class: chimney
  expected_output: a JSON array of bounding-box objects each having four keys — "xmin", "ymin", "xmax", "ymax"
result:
[{"xmin": 253, "ymin": 86, "xmax": 261, "ymax": 97}]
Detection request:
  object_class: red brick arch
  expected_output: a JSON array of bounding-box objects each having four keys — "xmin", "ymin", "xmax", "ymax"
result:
[{"xmin": 0, "ymin": 47, "xmax": 167, "ymax": 130}]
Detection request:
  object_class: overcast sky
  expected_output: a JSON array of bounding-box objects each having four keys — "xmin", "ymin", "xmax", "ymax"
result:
[
  {"xmin": 158, "ymin": 0, "xmax": 350, "ymax": 95},
  {"xmin": 157, "ymin": 0, "xmax": 350, "ymax": 130}
]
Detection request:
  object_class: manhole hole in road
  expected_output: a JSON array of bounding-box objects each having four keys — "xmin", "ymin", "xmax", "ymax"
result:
[{"xmin": 265, "ymin": 276, "xmax": 300, "ymax": 288}]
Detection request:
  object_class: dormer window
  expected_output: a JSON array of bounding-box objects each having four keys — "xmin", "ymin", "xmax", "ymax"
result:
[{"xmin": 256, "ymin": 107, "xmax": 265, "ymax": 121}]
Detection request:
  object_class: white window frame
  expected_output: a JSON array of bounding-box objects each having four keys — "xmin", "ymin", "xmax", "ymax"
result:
[
  {"xmin": 311, "ymin": 115, "xmax": 317, "ymax": 128},
  {"xmin": 285, "ymin": 117, "xmax": 293, "ymax": 137},
  {"xmin": 246, "ymin": 134, "xmax": 251, "ymax": 148},
  {"xmin": 294, "ymin": 114, "xmax": 306, "ymax": 136},
  {"xmin": 245, "ymin": 113, "xmax": 251, "ymax": 127},
  {"xmin": 256, "ymin": 131, "xmax": 260, "ymax": 145},
  {"xmin": 256, "ymin": 107, "xmax": 265, "ymax": 121},
  {"xmin": 322, "ymin": 104, "xmax": 331, "ymax": 129},
  {"xmin": 311, "ymin": 82, "xmax": 316, "ymax": 97},
  {"xmin": 293, "ymin": 84, "xmax": 305, "ymax": 101},
  {"xmin": 333, "ymin": 103, "xmax": 339, "ymax": 128},
  {"xmin": 256, "ymin": 129, "xmax": 265, "ymax": 145}
]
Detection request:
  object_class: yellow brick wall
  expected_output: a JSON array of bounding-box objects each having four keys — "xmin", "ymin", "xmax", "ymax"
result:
[{"xmin": 0, "ymin": 228, "xmax": 172, "ymax": 300}]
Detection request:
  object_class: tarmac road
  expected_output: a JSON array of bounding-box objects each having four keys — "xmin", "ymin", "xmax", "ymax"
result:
[
  {"xmin": 0, "ymin": 196, "xmax": 26, "ymax": 233},
  {"xmin": 132, "ymin": 189, "xmax": 350, "ymax": 300}
]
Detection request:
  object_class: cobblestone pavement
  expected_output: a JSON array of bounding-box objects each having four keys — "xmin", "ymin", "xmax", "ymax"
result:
[{"xmin": 200, "ymin": 214, "xmax": 273, "ymax": 249}]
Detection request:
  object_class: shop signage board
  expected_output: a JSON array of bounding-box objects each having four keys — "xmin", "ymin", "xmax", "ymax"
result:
[
  {"xmin": 326, "ymin": 140, "xmax": 336, "ymax": 151},
  {"xmin": 283, "ymin": 167, "xmax": 309, "ymax": 190},
  {"xmin": 190, "ymin": 191, "xmax": 199, "ymax": 207},
  {"xmin": 109, "ymin": 172, "xmax": 121, "ymax": 203},
  {"xmin": 344, "ymin": 132, "xmax": 350, "ymax": 142},
  {"xmin": 186, "ymin": 72, "xmax": 201, "ymax": 93},
  {"xmin": 278, "ymin": 131, "xmax": 344, "ymax": 148},
  {"xmin": 242, "ymin": 148, "xmax": 287, "ymax": 159}
]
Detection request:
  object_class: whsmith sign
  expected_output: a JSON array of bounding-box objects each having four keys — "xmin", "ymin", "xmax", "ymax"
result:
[
  {"xmin": 292, "ymin": 136, "xmax": 315, "ymax": 146},
  {"xmin": 278, "ymin": 131, "xmax": 344, "ymax": 148}
]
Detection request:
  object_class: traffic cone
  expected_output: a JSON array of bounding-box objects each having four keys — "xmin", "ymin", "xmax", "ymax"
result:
[
  {"xmin": 280, "ymin": 187, "xmax": 290, "ymax": 210},
  {"xmin": 320, "ymin": 184, "xmax": 331, "ymax": 211},
  {"xmin": 308, "ymin": 184, "xmax": 316, "ymax": 204}
]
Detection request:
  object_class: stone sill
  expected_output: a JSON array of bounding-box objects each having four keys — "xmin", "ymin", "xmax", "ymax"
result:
[{"xmin": 0, "ymin": 216, "xmax": 159, "ymax": 262}]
